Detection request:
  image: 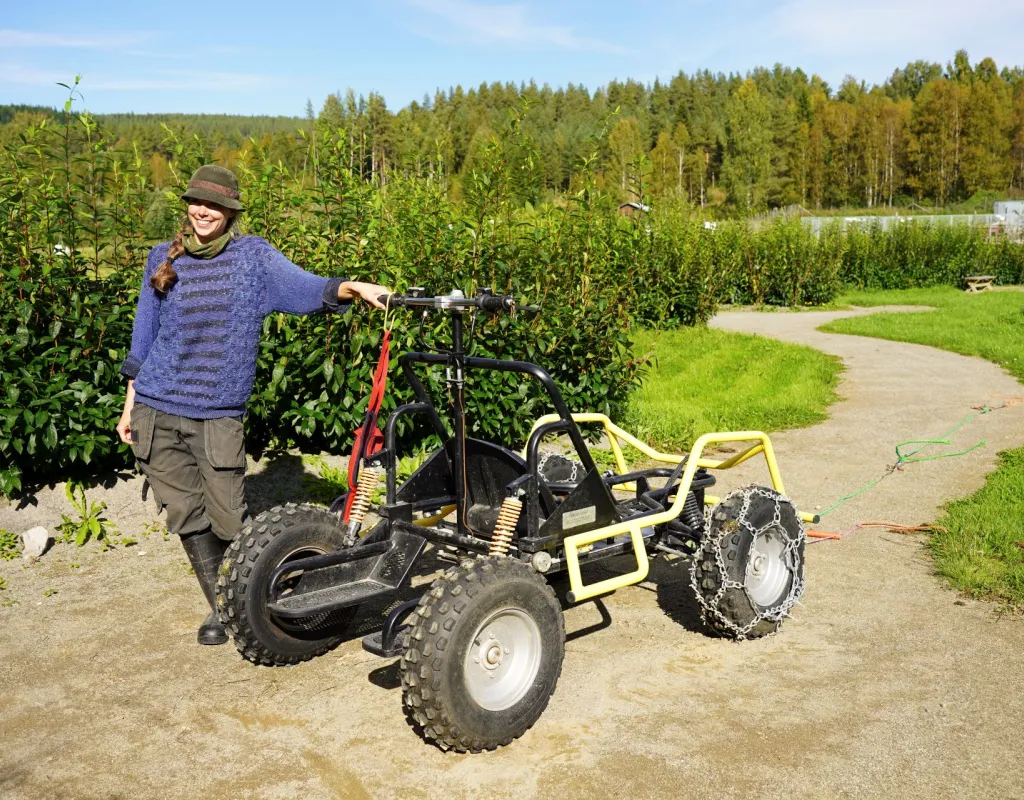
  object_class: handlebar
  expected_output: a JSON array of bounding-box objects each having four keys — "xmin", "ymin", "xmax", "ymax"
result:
[{"xmin": 378, "ymin": 290, "xmax": 522, "ymax": 314}]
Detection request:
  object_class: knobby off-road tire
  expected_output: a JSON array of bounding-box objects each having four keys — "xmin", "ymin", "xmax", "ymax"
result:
[
  {"xmin": 217, "ymin": 503, "xmax": 357, "ymax": 666},
  {"xmin": 400, "ymin": 556, "xmax": 565, "ymax": 752},
  {"xmin": 690, "ymin": 485, "xmax": 805, "ymax": 640}
]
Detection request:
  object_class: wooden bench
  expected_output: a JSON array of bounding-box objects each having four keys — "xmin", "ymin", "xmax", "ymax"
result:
[{"xmin": 965, "ymin": 275, "xmax": 996, "ymax": 293}]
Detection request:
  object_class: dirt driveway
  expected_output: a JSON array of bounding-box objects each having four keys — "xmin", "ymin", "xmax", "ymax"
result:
[{"xmin": 2, "ymin": 306, "xmax": 1023, "ymax": 800}]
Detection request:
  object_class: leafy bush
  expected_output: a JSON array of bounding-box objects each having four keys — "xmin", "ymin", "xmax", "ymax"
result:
[
  {"xmin": 0, "ymin": 96, "xmax": 648, "ymax": 493},
  {"xmin": 0, "ymin": 275, "xmax": 139, "ymax": 493},
  {"xmin": 57, "ymin": 482, "xmax": 111, "ymax": 546},
  {"xmin": 839, "ymin": 220, "xmax": 1024, "ymax": 289},
  {"xmin": 0, "ymin": 528, "xmax": 19, "ymax": 560}
]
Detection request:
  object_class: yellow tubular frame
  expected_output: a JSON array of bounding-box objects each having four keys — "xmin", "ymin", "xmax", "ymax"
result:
[
  {"xmin": 413, "ymin": 504, "xmax": 457, "ymax": 528},
  {"xmin": 525, "ymin": 413, "xmax": 815, "ymax": 603}
]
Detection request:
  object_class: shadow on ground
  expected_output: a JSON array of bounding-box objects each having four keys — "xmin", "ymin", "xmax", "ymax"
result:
[{"xmin": 245, "ymin": 451, "xmax": 350, "ymax": 517}]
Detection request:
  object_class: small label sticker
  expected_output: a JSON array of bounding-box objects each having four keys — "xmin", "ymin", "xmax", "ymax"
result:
[{"xmin": 562, "ymin": 506, "xmax": 597, "ymax": 530}]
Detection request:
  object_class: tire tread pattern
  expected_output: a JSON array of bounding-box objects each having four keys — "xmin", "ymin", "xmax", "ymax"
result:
[
  {"xmin": 400, "ymin": 556, "xmax": 565, "ymax": 753},
  {"xmin": 690, "ymin": 486, "xmax": 805, "ymax": 640},
  {"xmin": 216, "ymin": 502, "xmax": 352, "ymax": 667}
]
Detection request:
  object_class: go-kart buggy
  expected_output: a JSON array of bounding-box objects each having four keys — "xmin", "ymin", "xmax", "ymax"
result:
[{"xmin": 216, "ymin": 288, "xmax": 817, "ymax": 753}]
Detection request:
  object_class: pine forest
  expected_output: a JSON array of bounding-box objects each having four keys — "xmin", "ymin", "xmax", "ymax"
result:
[{"xmin": 3, "ymin": 49, "xmax": 1024, "ymax": 215}]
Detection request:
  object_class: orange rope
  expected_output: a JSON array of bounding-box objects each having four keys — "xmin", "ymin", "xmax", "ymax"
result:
[
  {"xmin": 808, "ymin": 520, "xmax": 949, "ymax": 540},
  {"xmin": 973, "ymin": 395, "xmax": 1024, "ymax": 411},
  {"xmin": 994, "ymin": 395, "xmax": 1024, "ymax": 407}
]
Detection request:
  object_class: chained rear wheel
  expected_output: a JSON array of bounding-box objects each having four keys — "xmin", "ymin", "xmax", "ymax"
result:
[
  {"xmin": 217, "ymin": 503, "xmax": 358, "ymax": 666},
  {"xmin": 690, "ymin": 485, "xmax": 805, "ymax": 639},
  {"xmin": 400, "ymin": 556, "xmax": 565, "ymax": 752},
  {"xmin": 539, "ymin": 453, "xmax": 583, "ymax": 485}
]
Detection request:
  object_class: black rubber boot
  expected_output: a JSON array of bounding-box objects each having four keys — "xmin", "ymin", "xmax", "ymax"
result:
[{"xmin": 180, "ymin": 530, "xmax": 229, "ymax": 645}]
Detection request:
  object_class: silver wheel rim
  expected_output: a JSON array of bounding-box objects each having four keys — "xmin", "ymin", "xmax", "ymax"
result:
[
  {"xmin": 463, "ymin": 608, "xmax": 542, "ymax": 711},
  {"xmin": 271, "ymin": 545, "xmax": 329, "ymax": 632},
  {"xmin": 746, "ymin": 529, "xmax": 790, "ymax": 607},
  {"xmin": 273, "ymin": 545, "xmax": 328, "ymax": 598}
]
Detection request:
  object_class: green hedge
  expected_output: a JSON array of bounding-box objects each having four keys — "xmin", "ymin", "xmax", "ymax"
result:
[
  {"xmin": 0, "ymin": 113, "xmax": 660, "ymax": 494},
  {"xmin": 840, "ymin": 220, "xmax": 1024, "ymax": 289}
]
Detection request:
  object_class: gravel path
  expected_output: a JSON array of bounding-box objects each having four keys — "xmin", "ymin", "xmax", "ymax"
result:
[{"xmin": 2, "ymin": 306, "xmax": 1023, "ymax": 800}]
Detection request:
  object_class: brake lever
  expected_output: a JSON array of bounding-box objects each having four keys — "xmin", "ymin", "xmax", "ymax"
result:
[
  {"xmin": 418, "ymin": 308, "xmax": 451, "ymax": 356},
  {"xmin": 466, "ymin": 308, "xmax": 479, "ymax": 357}
]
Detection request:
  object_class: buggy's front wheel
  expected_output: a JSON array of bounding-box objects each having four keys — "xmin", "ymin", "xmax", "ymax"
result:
[{"xmin": 400, "ymin": 556, "xmax": 565, "ymax": 752}]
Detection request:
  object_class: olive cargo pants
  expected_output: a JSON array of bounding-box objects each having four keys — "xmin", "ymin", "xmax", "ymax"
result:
[{"xmin": 130, "ymin": 403, "xmax": 249, "ymax": 541}]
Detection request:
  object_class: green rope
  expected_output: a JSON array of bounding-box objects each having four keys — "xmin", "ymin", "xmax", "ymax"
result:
[
  {"xmin": 817, "ymin": 477, "xmax": 884, "ymax": 517},
  {"xmin": 895, "ymin": 438, "xmax": 987, "ymax": 464},
  {"xmin": 818, "ymin": 408, "xmax": 991, "ymax": 518}
]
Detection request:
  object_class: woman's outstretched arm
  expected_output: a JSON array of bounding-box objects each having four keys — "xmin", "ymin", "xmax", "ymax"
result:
[{"xmin": 262, "ymin": 242, "xmax": 389, "ymax": 314}]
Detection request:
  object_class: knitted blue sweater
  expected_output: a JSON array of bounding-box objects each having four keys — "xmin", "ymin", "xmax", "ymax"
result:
[{"xmin": 121, "ymin": 235, "xmax": 348, "ymax": 419}]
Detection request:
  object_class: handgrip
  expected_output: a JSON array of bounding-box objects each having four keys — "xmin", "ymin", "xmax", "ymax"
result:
[{"xmin": 478, "ymin": 294, "xmax": 514, "ymax": 312}]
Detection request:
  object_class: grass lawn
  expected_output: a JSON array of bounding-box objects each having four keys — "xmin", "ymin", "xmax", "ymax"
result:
[
  {"xmin": 626, "ymin": 326, "xmax": 842, "ymax": 450},
  {"xmin": 823, "ymin": 286, "xmax": 1024, "ymax": 381},
  {"xmin": 931, "ymin": 447, "xmax": 1024, "ymax": 607},
  {"xmin": 822, "ymin": 286, "xmax": 1024, "ymax": 607}
]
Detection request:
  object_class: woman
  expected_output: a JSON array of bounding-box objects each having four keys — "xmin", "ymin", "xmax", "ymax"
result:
[{"xmin": 115, "ymin": 164, "xmax": 389, "ymax": 646}]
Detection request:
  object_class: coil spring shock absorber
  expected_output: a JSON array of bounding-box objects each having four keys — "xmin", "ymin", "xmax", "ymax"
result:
[
  {"xmin": 344, "ymin": 468, "xmax": 381, "ymax": 546},
  {"xmin": 683, "ymin": 491, "xmax": 705, "ymax": 534},
  {"xmin": 488, "ymin": 496, "xmax": 523, "ymax": 557}
]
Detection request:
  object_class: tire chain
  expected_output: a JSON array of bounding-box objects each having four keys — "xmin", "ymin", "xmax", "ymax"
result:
[
  {"xmin": 538, "ymin": 453, "xmax": 581, "ymax": 483},
  {"xmin": 689, "ymin": 485, "xmax": 805, "ymax": 640}
]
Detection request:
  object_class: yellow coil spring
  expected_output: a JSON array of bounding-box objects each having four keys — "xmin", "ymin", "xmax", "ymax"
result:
[
  {"xmin": 488, "ymin": 496, "xmax": 522, "ymax": 557},
  {"xmin": 348, "ymin": 468, "xmax": 381, "ymax": 528}
]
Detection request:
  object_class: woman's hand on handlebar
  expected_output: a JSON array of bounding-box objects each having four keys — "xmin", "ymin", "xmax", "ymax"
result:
[{"xmin": 338, "ymin": 280, "xmax": 392, "ymax": 310}]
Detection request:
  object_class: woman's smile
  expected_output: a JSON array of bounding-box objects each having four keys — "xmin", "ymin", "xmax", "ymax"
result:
[{"xmin": 187, "ymin": 200, "xmax": 233, "ymax": 243}]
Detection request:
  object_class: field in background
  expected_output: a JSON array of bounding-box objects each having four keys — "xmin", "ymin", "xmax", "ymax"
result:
[
  {"xmin": 627, "ymin": 327, "xmax": 842, "ymax": 449},
  {"xmin": 825, "ymin": 287, "xmax": 1024, "ymax": 380}
]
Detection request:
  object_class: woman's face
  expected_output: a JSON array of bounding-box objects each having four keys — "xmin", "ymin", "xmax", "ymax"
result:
[{"xmin": 188, "ymin": 200, "xmax": 234, "ymax": 242}]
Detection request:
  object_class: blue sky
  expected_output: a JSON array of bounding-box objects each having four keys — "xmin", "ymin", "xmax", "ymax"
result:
[{"xmin": 2, "ymin": 0, "xmax": 1023, "ymax": 116}]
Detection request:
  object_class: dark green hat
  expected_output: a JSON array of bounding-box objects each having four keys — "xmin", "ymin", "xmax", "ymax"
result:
[{"xmin": 181, "ymin": 164, "xmax": 244, "ymax": 211}]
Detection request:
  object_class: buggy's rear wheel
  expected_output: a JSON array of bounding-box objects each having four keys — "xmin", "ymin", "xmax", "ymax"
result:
[
  {"xmin": 217, "ymin": 503, "xmax": 357, "ymax": 666},
  {"xmin": 539, "ymin": 453, "xmax": 584, "ymax": 485},
  {"xmin": 400, "ymin": 556, "xmax": 565, "ymax": 752},
  {"xmin": 689, "ymin": 485, "xmax": 805, "ymax": 639}
]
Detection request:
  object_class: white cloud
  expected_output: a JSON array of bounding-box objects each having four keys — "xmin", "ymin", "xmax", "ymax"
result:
[
  {"xmin": 0, "ymin": 63, "xmax": 277, "ymax": 91},
  {"xmin": 0, "ymin": 63, "xmax": 74, "ymax": 86},
  {"xmin": 766, "ymin": 0, "xmax": 1022, "ymax": 57},
  {"xmin": 0, "ymin": 28, "xmax": 150, "ymax": 49},
  {"xmin": 408, "ymin": 0, "xmax": 628, "ymax": 53},
  {"xmin": 636, "ymin": 0, "xmax": 1024, "ymax": 89}
]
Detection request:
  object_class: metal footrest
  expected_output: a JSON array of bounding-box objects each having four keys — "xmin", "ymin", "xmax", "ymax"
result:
[
  {"xmin": 271, "ymin": 579, "xmax": 396, "ymax": 619},
  {"xmin": 266, "ymin": 529, "xmax": 426, "ymax": 620},
  {"xmin": 564, "ymin": 522, "xmax": 650, "ymax": 604},
  {"xmin": 362, "ymin": 598, "xmax": 421, "ymax": 658},
  {"xmin": 362, "ymin": 629, "xmax": 403, "ymax": 657}
]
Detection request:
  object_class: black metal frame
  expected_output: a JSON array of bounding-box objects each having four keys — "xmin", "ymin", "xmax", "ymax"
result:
[
  {"xmin": 369, "ymin": 292, "xmax": 717, "ymax": 563},
  {"xmin": 261, "ymin": 290, "xmax": 715, "ymax": 649}
]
